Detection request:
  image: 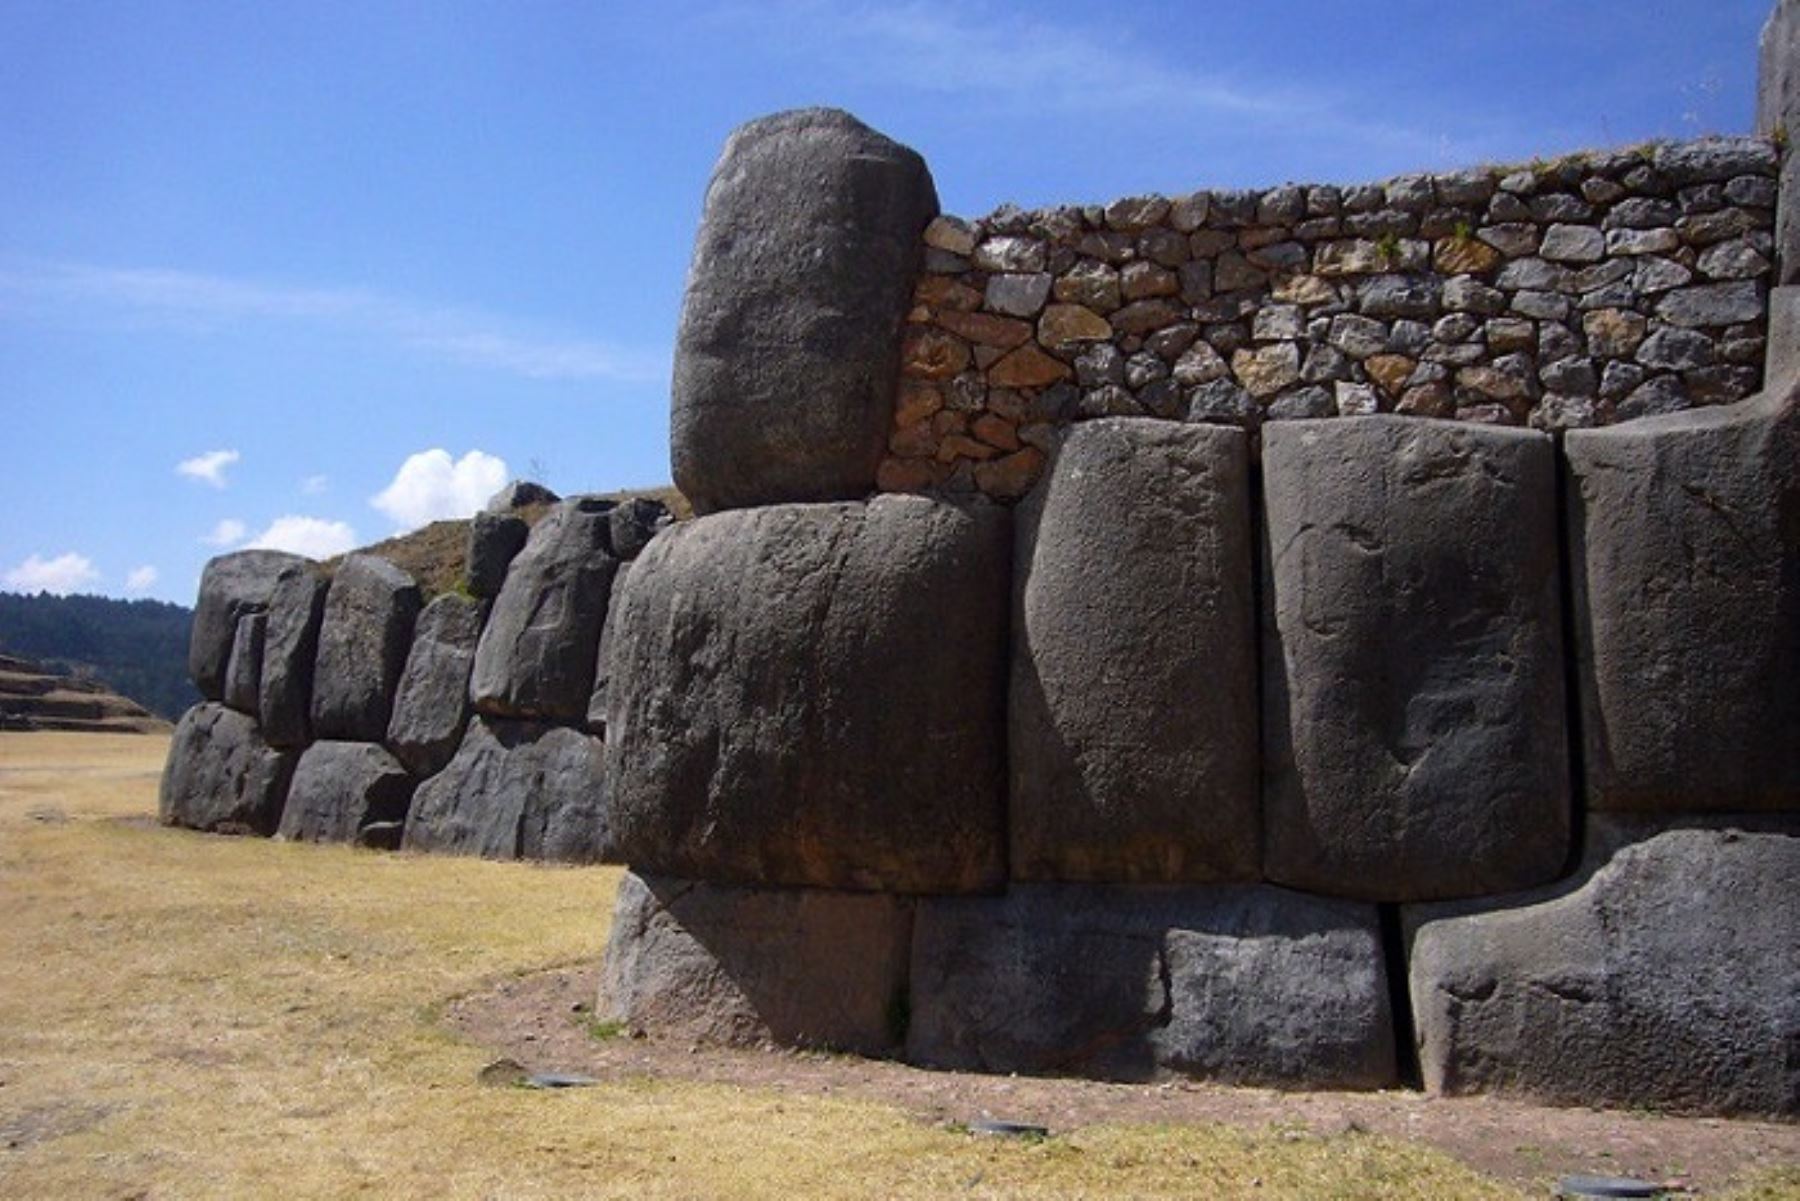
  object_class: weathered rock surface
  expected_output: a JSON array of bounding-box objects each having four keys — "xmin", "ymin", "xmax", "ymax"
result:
[
  {"xmin": 469, "ymin": 497, "xmax": 618, "ymax": 721},
  {"xmin": 159, "ymin": 701, "xmax": 296, "ymax": 835},
  {"xmin": 1261, "ymin": 417, "xmax": 1570, "ymax": 901},
  {"xmin": 385, "ymin": 593, "xmax": 484, "ymax": 776},
  {"xmin": 585, "ymin": 563, "xmax": 631, "ymax": 734},
  {"xmin": 908, "ymin": 884, "xmax": 1395, "ymax": 1088},
  {"xmin": 402, "ymin": 717, "xmax": 608, "ymax": 862},
  {"xmin": 1010, "ymin": 419, "xmax": 1258, "ymax": 882},
  {"xmin": 1564, "ymin": 377, "xmax": 1800, "ymax": 810},
  {"xmin": 1407, "ymin": 823, "xmax": 1800, "ymax": 1117},
  {"xmin": 599, "ymin": 871, "xmax": 914, "ymax": 1057},
  {"xmin": 188, "ymin": 550, "xmax": 310, "ymax": 700},
  {"xmin": 465, "ymin": 511, "xmax": 529, "ymax": 599},
  {"xmin": 278, "ymin": 741, "xmax": 417, "ymax": 845},
  {"xmin": 607, "ymin": 497, "xmax": 671, "ymax": 561},
  {"xmin": 257, "ymin": 569, "xmax": 328, "ymax": 748},
  {"xmin": 485, "ymin": 479, "xmax": 559, "ymax": 513},
  {"xmin": 221, "ymin": 612, "xmax": 266, "ymax": 716},
  {"xmin": 671, "ymin": 108, "xmax": 939, "ymax": 514},
  {"xmin": 309, "ymin": 555, "xmax": 423, "ymax": 742},
  {"xmin": 604, "ymin": 494, "xmax": 1009, "ymax": 893}
]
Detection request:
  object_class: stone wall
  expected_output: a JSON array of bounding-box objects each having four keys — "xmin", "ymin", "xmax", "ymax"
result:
[{"xmin": 881, "ymin": 138, "xmax": 1781, "ymax": 502}]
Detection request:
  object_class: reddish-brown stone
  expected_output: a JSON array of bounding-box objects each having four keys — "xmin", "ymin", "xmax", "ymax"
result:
[
  {"xmin": 989, "ymin": 344, "xmax": 1073, "ymax": 388},
  {"xmin": 894, "ymin": 382, "xmax": 943, "ymax": 428},
  {"xmin": 974, "ymin": 446, "xmax": 1046, "ymax": 498},
  {"xmin": 937, "ymin": 434, "xmax": 1000, "ymax": 462},
  {"xmin": 902, "ymin": 326, "xmax": 971, "ymax": 379},
  {"xmin": 916, "ymin": 275, "xmax": 983, "ymax": 312},
  {"xmin": 1366, "ymin": 354, "xmax": 1417, "ymax": 398},
  {"xmin": 877, "ymin": 456, "xmax": 936, "ymax": 492},
  {"xmin": 936, "ymin": 310, "xmax": 1035, "ymax": 349},
  {"xmin": 972, "ymin": 413, "xmax": 1021, "ymax": 452}
]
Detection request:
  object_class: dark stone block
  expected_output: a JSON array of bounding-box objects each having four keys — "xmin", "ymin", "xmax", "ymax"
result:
[
  {"xmin": 585, "ymin": 562, "xmax": 631, "ymax": 734},
  {"xmin": 188, "ymin": 550, "xmax": 310, "ymax": 700},
  {"xmin": 257, "ymin": 569, "xmax": 328, "ymax": 748},
  {"xmin": 1261, "ymin": 416, "xmax": 1571, "ymax": 902},
  {"xmin": 608, "ymin": 496, "xmax": 671, "ymax": 561},
  {"xmin": 222, "ymin": 612, "xmax": 266, "ymax": 716},
  {"xmin": 385, "ymin": 593, "xmax": 484, "ymax": 776},
  {"xmin": 309, "ymin": 555, "xmax": 422, "ymax": 742},
  {"xmin": 1010, "ymin": 418, "xmax": 1258, "ymax": 883},
  {"xmin": 159, "ymin": 702, "xmax": 296, "ymax": 834},
  {"xmin": 277, "ymin": 740, "xmax": 416, "ymax": 844},
  {"xmin": 465, "ymin": 511, "xmax": 529, "ymax": 599},
  {"xmin": 671, "ymin": 108, "xmax": 939, "ymax": 514}
]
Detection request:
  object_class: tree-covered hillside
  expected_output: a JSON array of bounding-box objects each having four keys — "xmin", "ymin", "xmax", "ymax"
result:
[{"xmin": 0, "ymin": 592, "xmax": 198, "ymax": 719}]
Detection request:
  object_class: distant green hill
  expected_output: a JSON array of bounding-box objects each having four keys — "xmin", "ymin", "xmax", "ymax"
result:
[{"xmin": 0, "ymin": 592, "xmax": 198, "ymax": 720}]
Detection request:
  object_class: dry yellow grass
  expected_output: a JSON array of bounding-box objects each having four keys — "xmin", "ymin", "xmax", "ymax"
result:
[{"xmin": 0, "ymin": 732, "xmax": 1791, "ymax": 1200}]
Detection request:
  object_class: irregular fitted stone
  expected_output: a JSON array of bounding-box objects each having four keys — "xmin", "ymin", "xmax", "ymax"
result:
[
  {"xmin": 671, "ymin": 109, "xmax": 938, "ymax": 514},
  {"xmin": 598, "ymin": 871, "xmax": 914, "ymax": 1058},
  {"xmin": 278, "ymin": 741, "xmax": 416, "ymax": 844},
  {"xmin": 189, "ymin": 550, "xmax": 310, "ymax": 700},
  {"xmin": 908, "ymin": 884, "xmax": 1395, "ymax": 1088},
  {"xmin": 385, "ymin": 593, "xmax": 484, "ymax": 777},
  {"xmin": 465, "ymin": 511, "xmax": 529, "ymax": 599},
  {"xmin": 1010, "ymin": 419, "xmax": 1258, "ymax": 883},
  {"xmin": 469, "ymin": 498, "xmax": 618, "ymax": 721},
  {"xmin": 222, "ymin": 612, "xmax": 266, "ymax": 716},
  {"xmin": 403, "ymin": 717, "xmax": 608, "ymax": 862},
  {"xmin": 585, "ymin": 563, "xmax": 631, "ymax": 734},
  {"xmin": 309, "ymin": 555, "xmax": 422, "ymax": 742},
  {"xmin": 1563, "ymin": 376, "xmax": 1800, "ymax": 811},
  {"xmin": 1261, "ymin": 417, "xmax": 1570, "ymax": 902},
  {"xmin": 603, "ymin": 494, "xmax": 1009, "ymax": 894},
  {"xmin": 159, "ymin": 702, "xmax": 296, "ymax": 834},
  {"xmin": 257, "ymin": 569, "xmax": 328, "ymax": 748},
  {"xmin": 1407, "ymin": 824, "xmax": 1800, "ymax": 1117}
]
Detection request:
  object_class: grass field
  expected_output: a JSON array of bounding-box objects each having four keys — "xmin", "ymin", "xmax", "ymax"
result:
[{"xmin": 0, "ymin": 732, "xmax": 1793, "ymax": 1199}]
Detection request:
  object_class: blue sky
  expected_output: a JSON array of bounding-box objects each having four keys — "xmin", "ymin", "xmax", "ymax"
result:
[{"xmin": 0, "ymin": 0, "xmax": 1775, "ymax": 604}]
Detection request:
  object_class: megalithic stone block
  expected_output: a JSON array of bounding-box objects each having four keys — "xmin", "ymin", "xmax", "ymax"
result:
[
  {"xmin": 1261, "ymin": 416, "xmax": 1570, "ymax": 902},
  {"xmin": 402, "ymin": 717, "xmax": 609, "ymax": 863},
  {"xmin": 586, "ymin": 562, "xmax": 632, "ymax": 735},
  {"xmin": 1760, "ymin": 0, "xmax": 1799, "ymax": 283},
  {"xmin": 1564, "ymin": 378, "xmax": 1800, "ymax": 811},
  {"xmin": 599, "ymin": 871, "xmax": 915, "ymax": 1058},
  {"xmin": 258, "ymin": 568, "xmax": 328, "ymax": 748},
  {"xmin": 907, "ymin": 883, "xmax": 1395, "ymax": 1088},
  {"xmin": 469, "ymin": 497, "xmax": 618, "ymax": 721},
  {"xmin": 1406, "ymin": 820, "xmax": 1800, "ymax": 1118},
  {"xmin": 309, "ymin": 555, "xmax": 423, "ymax": 742},
  {"xmin": 603, "ymin": 494, "xmax": 1009, "ymax": 894},
  {"xmin": 671, "ymin": 108, "xmax": 940, "ymax": 514},
  {"xmin": 464, "ymin": 510, "xmax": 529, "ymax": 599},
  {"xmin": 278, "ymin": 740, "xmax": 417, "ymax": 846},
  {"xmin": 222, "ymin": 611, "xmax": 266, "ymax": 716},
  {"xmin": 1010, "ymin": 418, "xmax": 1259, "ymax": 883},
  {"xmin": 188, "ymin": 550, "xmax": 311, "ymax": 700},
  {"xmin": 386, "ymin": 592, "xmax": 484, "ymax": 777},
  {"xmin": 159, "ymin": 701, "xmax": 297, "ymax": 835}
]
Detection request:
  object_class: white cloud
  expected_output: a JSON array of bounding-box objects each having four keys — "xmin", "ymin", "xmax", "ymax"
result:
[
  {"xmin": 4, "ymin": 552, "xmax": 101, "ymax": 595},
  {"xmin": 244, "ymin": 516, "xmax": 359, "ymax": 560},
  {"xmin": 201, "ymin": 518, "xmax": 248, "ymax": 547},
  {"xmin": 370, "ymin": 448, "xmax": 509, "ymax": 531},
  {"xmin": 177, "ymin": 448, "xmax": 240, "ymax": 488},
  {"xmin": 125, "ymin": 565, "xmax": 159, "ymax": 592},
  {"xmin": 301, "ymin": 474, "xmax": 330, "ymax": 495}
]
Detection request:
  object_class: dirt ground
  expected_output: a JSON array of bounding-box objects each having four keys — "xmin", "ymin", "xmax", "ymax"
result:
[{"xmin": 449, "ymin": 964, "xmax": 1800, "ymax": 1197}]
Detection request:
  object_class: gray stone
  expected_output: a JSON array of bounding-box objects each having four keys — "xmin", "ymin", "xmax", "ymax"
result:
[
  {"xmin": 1605, "ymin": 227, "xmax": 1681, "ymax": 256},
  {"xmin": 484, "ymin": 480, "xmax": 560, "ymax": 513},
  {"xmin": 1010, "ymin": 420, "xmax": 1257, "ymax": 884},
  {"xmin": 984, "ymin": 272, "xmax": 1053, "ymax": 317},
  {"xmin": 607, "ymin": 496, "xmax": 671, "ymax": 561},
  {"xmin": 585, "ymin": 563, "xmax": 632, "ymax": 733},
  {"xmin": 598, "ymin": 871, "xmax": 914, "ymax": 1057},
  {"xmin": 1327, "ymin": 313, "xmax": 1389, "ymax": 359},
  {"xmin": 603, "ymin": 495, "xmax": 1009, "ymax": 893},
  {"xmin": 188, "ymin": 550, "xmax": 310, "ymax": 700},
  {"xmin": 1617, "ymin": 373, "xmax": 1691, "ymax": 419},
  {"xmin": 469, "ymin": 498, "xmax": 618, "ymax": 721},
  {"xmin": 310, "ymin": 555, "xmax": 422, "ymax": 743},
  {"xmin": 1539, "ymin": 224, "xmax": 1605, "ymax": 263},
  {"xmin": 1261, "ymin": 417, "xmax": 1570, "ymax": 902},
  {"xmin": 908, "ymin": 884, "xmax": 1396, "ymax": 1088},
  {"xmin": 1652, "ymin": 136, "xmax": 1779, "ymax": 186},
  {"xmin": 973, "ymin": 235, "xmax": 1045, "ymax": 273},
  {"xmin": 159, "ymin": 702, "xmax": 296, "ymax": 834},
  {"xmin": 1407, "ymin": 824, "xmax": 1800, "ymax": 1117},
  {"xmin": 1358, "ymin": 275, "xmax": 1439, "ymax": 319},
  {"xmin": 385, "ymin": 593, "xmax": 484, "ymax": 777},
  {"xmin": 1442, "ymin": 277, "xmax": 1506, "ymax": 316},
  {"xmin": 1656, "ymin": 281, "xmax": 1766, "ymax": 327},
  {"xmin": 670, "ymin": 109, "xmax": 937, "ymax": 514},
  {"xmin": 278, "ymin": 741, "xmax": 416, "ymax": 844},
  {"xmin": 465, "ymin": 511, "xmax": 529, "ymax": 598},
  {"xmin": 1266, "ymin": 385, "xmax": 1335, "ymax": 421},
  {"xmin": 257, "ymin": 569, "xmax": 327, "ymax": 748},
  {"xmin": 1564, "ymin": 377, "xmax": 1800, "ymax": 810},
  {"xmin": 1605, "ymin": 197, "xmax": 1682, "ymax": 230},
  {"xmin": 1184, "ymin": 379, "xmax": 1257, "ymax": 426},
  {"xmin": 222, "ymin": 612, "xmax": 266, "ymax": 716},
  {"xmin": 1635, "ymin": 327, "xmax": 1717, "ymax": 371},
  {"xmin": 403, "ymin": 717, "xmax": 609, "ymax": 862},
  {"xmin": 1696, "ymin": 239, "xmax": 1772, "ymax": 281}
]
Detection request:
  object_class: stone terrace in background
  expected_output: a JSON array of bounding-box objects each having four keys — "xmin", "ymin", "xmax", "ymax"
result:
[{"xmin": 884, "ymin": 137, "xmax": 1780, "ymax": 501}]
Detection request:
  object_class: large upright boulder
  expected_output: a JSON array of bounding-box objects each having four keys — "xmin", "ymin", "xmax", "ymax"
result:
[
  {"xmin": 469, "ymin": 497, "xmax": 618, "ymax": 721},
  {"xmin": 159, "ymin": 701, "xmax": 296, "ymax": 834},
  {"xmin": 585, "ymin": 562, "xmax": 631, "ymax": 734},
  {"xmin": 309, "ymin": 555, "xmax": 422, "ymax": 742},
  {"xmin": 464, "ymin": 511, "xmax": 528, "ymax": 599},
  {"xmin": 278, "ymin": 741, "xmax": 416, "ymax": 848},
  {"xmin": 1760, "ymin": 0, "xmax": 1798, "ymax": 283},
  {"xmin": 1407, "ymin": 824, "xmax": 1800, "ymax": 1117},
  {"xmin": 221, "ymin": 612, "xmax": 266, "ymax": 716},
  {"xmin": 908, "ymin": 884, "xmax": 1395, "ymax": 1088},
  {"xmin": 1010, "ymin": 418, "xmax": 1258, "ymax": 883},
  {"xmin": 257, "ymin": 568, "xmax": 328, "ymax": 748},
  {"xmin": 671, "ymin": 108, "xmax": 939, "ymax": 514},
  {"xmin": 188, "ymin": 550, "xmax": 310, "ymax": 700},
  {"xmin": 402, "ymin": 717, "xmax": 608, "ymax": 862},
  {"xmin": 599, "ymin": 871, "xmax": 915, "ymax": 1058},
  {"xmin": 604, "ymin": 494, "xmax": 1009, "ymax": 894},
  {"xmin": 1261, "ymin": 417, "xmax": 1570, "ymax": 902},
  {"xmin": 1564, "ymin": 378, "xmax": 1800, "ymax": 812},
  {"xmin": 386, "ymin": 592, "xmax": 484, "ymax": 777}
]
